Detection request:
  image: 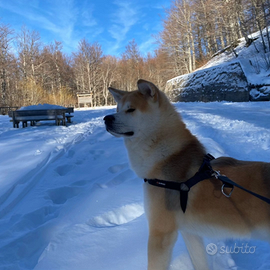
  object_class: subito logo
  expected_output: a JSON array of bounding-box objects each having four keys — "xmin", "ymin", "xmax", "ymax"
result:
[{"xmin": 206, "ymin": 243, "xmax": 218, "ymax": 255}]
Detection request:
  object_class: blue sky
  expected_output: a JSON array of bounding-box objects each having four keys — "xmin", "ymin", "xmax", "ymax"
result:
[{"xmin": 0, "ymin": 0, "xmax": 169, "ymax": 57}]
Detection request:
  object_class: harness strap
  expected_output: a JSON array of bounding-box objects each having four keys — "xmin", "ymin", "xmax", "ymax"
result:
[
  {"xmin": 145, "ymin": 154, "xmax": 215, "ymax": 213},
  {"xmin": 144, "ymin": 153, "xmax": 270, "ymax": 213}
]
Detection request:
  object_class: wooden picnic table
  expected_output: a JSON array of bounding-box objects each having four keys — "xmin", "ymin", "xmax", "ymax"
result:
[{"xmin": 8, "ymin": 107, "xmax": 74, "ymax": 128}]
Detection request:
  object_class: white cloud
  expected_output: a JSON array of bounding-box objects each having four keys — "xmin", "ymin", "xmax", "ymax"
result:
[
  {"xmin": 79, "ymin": 2, "xmax": 104, "ymax": 40},
  {"xmin": 0, "ymin": 0, "xmax": 166, "ymax": 56},
  {"xmin": 139, "ymin": 36, "xmax": 157, "ymax": 57},
  {"xmin": 80, "ymin": 1, "xmax": 98, "ymax": 28},
  {"xmin": 108, "ymin": 0, "xmax": 139, "ymax": 54},
  {"xmin": 0, "ymin": 0, "xmax": 81, "ymax": 53},
  {"xmin": 0, "ymin": 1, "xmax": 56, "ymax": 31}
]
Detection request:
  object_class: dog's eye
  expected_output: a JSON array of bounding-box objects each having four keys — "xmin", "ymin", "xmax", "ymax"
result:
[{"xmin": 126, "ymin": 108, "xmax": 135, "ymax": 113}]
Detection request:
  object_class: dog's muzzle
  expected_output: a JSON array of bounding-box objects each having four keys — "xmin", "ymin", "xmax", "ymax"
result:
[{"xmin": 103, "ymin": 114, "xmax": 134, "ymax": 137}]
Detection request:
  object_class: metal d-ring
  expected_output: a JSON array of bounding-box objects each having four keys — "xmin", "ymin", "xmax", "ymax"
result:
[{"xmin": 221, "ymin": 184, "xmax": 234, "ymax": 198}]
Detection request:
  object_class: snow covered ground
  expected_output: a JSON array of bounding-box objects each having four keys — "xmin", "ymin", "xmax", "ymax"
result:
[{"xmin": 0, "ymin": 102, "xmax": 270, "ymax": 270}]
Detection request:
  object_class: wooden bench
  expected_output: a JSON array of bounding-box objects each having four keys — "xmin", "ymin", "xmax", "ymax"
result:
[
  {"xmin": 65, "ymin": 107, "xmax": 74, "ymax": 123},
  {"xmin": 8, "ymin": 108, "xmax": 74, "ymax": 128}
]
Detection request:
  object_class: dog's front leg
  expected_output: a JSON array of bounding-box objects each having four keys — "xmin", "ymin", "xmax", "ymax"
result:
[
  {"xmin": 181, "ymin": 231, "xmax": 209, "ymax": 270},
  {"xmin": 147, "ymin": 229, "xmax": 178, "ymax": 270}
]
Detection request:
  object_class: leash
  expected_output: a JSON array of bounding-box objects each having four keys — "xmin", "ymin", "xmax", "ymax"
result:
[
  {"xmin": 214, "ymin": 172, "xmax": 270, "ymax": 204},
  {"xmin": 144, "ymin": 154, "xmax": 270, "ymax": 213}
]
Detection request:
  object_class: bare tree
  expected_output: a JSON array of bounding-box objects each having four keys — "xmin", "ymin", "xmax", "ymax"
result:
[
  {"xmin": 101, "ymin": 55, "xmax": 117, "ymax": 105},
  {"xmin": 0, "ymin": 22, "xmax": 14, "ymax": 106},
  {"xmin": 73, "ymin": 39, "xmax": 103, "ymax": 107},
  {"xmin": 159, "ymin": 0, "xmax": 196, "ymax": 74},
  {"xmin": 15, "ymin": 26, "xmax": 44, "ymax": 105},
  {"xmin": 121, "ymin": 39, "xmax": 143, "ymax": 90},
  {"xmin": 144, "ymin": 49, "xmax": 173, "ymax": 90},
  {"xmin": 40, "ymin": 41, "xmax": 75, "ymax": 106}
]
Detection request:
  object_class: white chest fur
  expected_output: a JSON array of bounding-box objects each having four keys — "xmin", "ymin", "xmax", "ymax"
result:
[{"xmin": 124, "ymin": 139, "xmax": 157, "ymax": 179}]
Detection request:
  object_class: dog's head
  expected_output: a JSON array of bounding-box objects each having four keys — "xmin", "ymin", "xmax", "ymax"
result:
[{"xmin": 104, "ymin": 79, "xmax": 165, "ymax": 139}]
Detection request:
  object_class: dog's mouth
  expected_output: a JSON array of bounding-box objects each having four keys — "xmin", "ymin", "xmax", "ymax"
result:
[
  {"xmin": 105, "ymin": 127, "xmax": 134, "ymax": 137},
  {"xmin": 122, "ymin": 131, "xmax": 134, "ymax": 136}
]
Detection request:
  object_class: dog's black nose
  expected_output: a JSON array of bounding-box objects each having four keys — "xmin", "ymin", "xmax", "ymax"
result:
[{"xmin": 103, "ymin": 115, "xmax": 115, "ymax": 123}]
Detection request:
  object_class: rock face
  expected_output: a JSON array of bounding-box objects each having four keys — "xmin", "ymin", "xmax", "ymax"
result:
[{"xmin": 165, "ymin": 62, "xmax": 249, "ymax": 102}]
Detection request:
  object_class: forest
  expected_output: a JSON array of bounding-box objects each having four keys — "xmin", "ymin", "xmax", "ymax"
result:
[{"xmin": 0, "ymin": 0, "xmax": 270, "ymax": 108}]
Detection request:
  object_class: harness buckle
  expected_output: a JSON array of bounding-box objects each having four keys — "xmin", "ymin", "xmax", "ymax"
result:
[
  {"xmin": 180, "ymin": 183, "xmax": 190, "ymax": 191},
  {"xmin": 212, "ymin": 170, "xmax": 221, "ymax": 179},
  {"xmin": 221, "ymin": 184, "xmax": 234, "ymax": 198}
]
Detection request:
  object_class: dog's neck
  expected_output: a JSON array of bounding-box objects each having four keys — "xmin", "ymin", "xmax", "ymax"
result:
[{"xmin": 124, "ymin": 110, "xmax": 205, "ymax": 180}]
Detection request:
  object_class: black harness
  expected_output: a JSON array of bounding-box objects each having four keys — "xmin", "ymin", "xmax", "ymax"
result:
[{"xmin": 144, "ymin": 154, "xmax": 270, "ymax": 213}]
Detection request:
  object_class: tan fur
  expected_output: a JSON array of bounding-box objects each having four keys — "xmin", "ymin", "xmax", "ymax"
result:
[{"xmin": 104, "ymin": 79, "xmax": 270, "ymax": 270}]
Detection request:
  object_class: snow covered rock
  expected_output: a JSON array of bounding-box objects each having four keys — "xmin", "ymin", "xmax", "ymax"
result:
[
  {"xmin": 249, "ymin": 85, "xmax": 270, "ymax": 101},
  {"xmin": 166, "ymin": 62, "xmax": 249, "ymax": 102}
]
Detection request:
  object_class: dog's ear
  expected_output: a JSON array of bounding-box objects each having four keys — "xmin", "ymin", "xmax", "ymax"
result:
[
  {"xmin": 108, "ymin": 87, "xmax": 126, "ymax": 103},
  {"xmin": 137, "ymin": 79, "xmax": 159, "ymax": 102}
]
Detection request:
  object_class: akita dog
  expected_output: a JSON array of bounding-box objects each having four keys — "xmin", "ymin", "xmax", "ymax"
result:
[{"xmin": 104, "ymin": 79, "xmax": 270, "ymax": 270}]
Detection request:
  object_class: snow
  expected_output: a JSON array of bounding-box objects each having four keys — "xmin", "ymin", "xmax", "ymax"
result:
[
  {"xmin": 18, "ymin": 104, "xmax": 66, "ymax": 110},
  {"xmin": 0, "ymin": 102, "xmax": 269, "ymax": 270}
]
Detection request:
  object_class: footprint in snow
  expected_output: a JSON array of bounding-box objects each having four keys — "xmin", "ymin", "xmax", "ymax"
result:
[
  {"xmin": 45, "ymin": 180, "xmax": 88, "ymax": 205},
  {"xmin": 45, "ymin": 186, "xmax": 82, "ymax": 205},
  {"xmin": 89, "ymin": 149, "xmax": 105, "ymax": 160},
  {"xmin": 67, "ymin": 149, "xmax": 75, "ymax": 158},
  {"xmin": 9, "ymin": 205, "xmax": 59, "ymax": 233},
  {"xmin": 75, "ymin": 159, "xmax": 84, "ymax": 165},
  {"xmin": 54, "ymin": 164, "xmax": 75, "ymax": 176},
  {"xmin": 108, "ymin": 163, "xmax": 129, "ymax": 173}
]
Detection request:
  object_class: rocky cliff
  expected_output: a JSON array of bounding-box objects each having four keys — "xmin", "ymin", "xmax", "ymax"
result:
[{"xmin": 165, "ymin": 62, "xmax": 250, "ymax": 102}]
